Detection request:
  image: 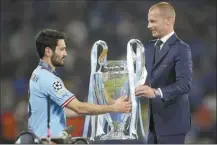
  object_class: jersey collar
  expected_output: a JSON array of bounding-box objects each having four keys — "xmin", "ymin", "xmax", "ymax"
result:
[{"xmin": 38, "ymin": 60, "xmax": 57, "ymax": 75}]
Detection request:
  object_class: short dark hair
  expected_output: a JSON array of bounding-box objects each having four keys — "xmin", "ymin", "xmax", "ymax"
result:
[{"xmin": 36, "ymin": 29, "xmax": 67, "ymax": 58}]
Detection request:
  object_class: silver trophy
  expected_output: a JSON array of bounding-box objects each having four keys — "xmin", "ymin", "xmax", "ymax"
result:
[{"xmin": 83, "ymin": 39, "xmax": 147, "ymax": 141}]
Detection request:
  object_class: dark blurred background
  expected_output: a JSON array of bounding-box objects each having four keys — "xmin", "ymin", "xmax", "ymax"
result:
[{"xmin": 0, "ymin": 0, "xmax": 216, "ymax": 144}]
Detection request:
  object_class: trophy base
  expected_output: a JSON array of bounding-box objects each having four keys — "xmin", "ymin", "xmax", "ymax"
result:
[
  {"xmin": 93, "ymin": 139, "xmax": 144, "ymax": 144},
  {"xmin": 99, "ymin": 131, "xmax": 132, "ymax": 140},
  {"xmin": 99, "ymin": 124, "xmax": 136, "ymax": 140}
]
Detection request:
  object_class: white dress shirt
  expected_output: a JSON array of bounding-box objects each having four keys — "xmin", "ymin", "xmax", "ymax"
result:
[{"xmin": 157, "ymin": 31, "xmax": 175, "ymax": 50}]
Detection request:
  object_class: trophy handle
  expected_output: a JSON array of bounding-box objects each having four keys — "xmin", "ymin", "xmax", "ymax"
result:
[
  {"xmin": 83, "ymin": 40, "xmax": 112, "ymax": 141},
  {"xmin": 96, "ymin": 40, "xmax": 108, "ymax": 72},
  {"xmin": 127, "ymin": 39, "xmax": 147, "ymax": 139}
]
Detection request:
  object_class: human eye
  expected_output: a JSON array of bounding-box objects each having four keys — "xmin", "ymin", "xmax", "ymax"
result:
[{"xmin": 61, "ymin": 47, "xmax": 66, "ymax": 51}]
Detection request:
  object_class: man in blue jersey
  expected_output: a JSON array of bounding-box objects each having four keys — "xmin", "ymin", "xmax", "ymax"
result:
[{"xmin": 28, "ymin": 29, "xmax": 131, "ymax": 138}]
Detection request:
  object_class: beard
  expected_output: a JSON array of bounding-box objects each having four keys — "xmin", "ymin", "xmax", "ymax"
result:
[{"xmin": 51, "ymin": 54, "xmax": 65, "ymax": 67}]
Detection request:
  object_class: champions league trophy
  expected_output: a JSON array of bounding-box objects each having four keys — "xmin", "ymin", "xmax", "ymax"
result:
[{"xmin": 83, "ymin": 39, "xmax": 147, "ymax": 142}]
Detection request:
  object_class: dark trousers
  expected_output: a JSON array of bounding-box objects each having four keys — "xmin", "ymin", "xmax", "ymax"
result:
[
  {"xmin": 147, "ymin": 130, "xmax": 186, "ymax": 144},
  {"xmin": 148, "ymin": 102, "xmax": 186, "ymax": 144}
]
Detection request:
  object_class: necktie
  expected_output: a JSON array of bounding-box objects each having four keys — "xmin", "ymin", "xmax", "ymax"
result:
[{"xmin": 154, "ymin": 40, "xmax": 163, "ymax": 65}]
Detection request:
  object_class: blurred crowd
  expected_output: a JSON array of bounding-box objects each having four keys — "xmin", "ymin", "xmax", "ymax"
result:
[{"xmin": 0, "ymin": 0, "xmax": 216, "ymax": 143}]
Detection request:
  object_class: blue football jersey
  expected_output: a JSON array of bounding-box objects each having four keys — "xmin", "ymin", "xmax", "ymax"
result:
[{"xmin": 28, "ymin": 61, "xmax": 75, "ymax": 138}]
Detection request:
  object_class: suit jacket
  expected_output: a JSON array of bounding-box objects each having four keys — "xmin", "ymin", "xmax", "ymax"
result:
[{"xmin": 145, "ymin": 33, "xmax": 193, "ymax": 136}]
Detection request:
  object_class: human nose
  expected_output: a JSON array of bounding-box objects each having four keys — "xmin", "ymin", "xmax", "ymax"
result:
[
  {"xmin": 147, "ymin": 22, "xmax": 151, "ymax": 29},
  {"xmin": 64, "ymin": 50, "xmax": 67, "ymax": 56}
]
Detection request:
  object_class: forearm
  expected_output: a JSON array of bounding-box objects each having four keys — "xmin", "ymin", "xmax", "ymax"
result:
[
  {"xmin": 64, "ymin": 108, "xmax": 83, "ymax": 118},
  {"xmin": 160, "ymin": 80, "xmax": 191, "ymax": 101},
  {"xmin": 77, "ymin": 102, "xmax": 115, "ymax": 115},
  {"xmin": 66, "ymin": 98, "xmax": 116, "ymax": 115},
  {"xmin": 160, "ymin": 44, "xmax": 192, "ymax": 101}
]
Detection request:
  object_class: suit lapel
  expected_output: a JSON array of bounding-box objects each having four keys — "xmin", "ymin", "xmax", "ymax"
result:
[
  {"xmin": 145, "ymin": 39, "xmax": 156, "ymax": 72},
  {"xmin": 152, "ymin": 43, "xmax": 171, "ymax": 68},
  {"xmin": 149, "ymin": 43, "xmax": 155, "ymax": 69},
  {"xmin": 152, "ymin": 33, "xmax": 178, "ymax": 69}
]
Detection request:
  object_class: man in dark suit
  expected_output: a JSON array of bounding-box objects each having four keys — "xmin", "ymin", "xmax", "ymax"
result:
[{"xmin": 135, "ymin": 2, "xmax": 193, "ymax": 144}]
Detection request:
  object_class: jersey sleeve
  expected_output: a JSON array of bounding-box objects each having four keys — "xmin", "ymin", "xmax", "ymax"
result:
[{"xmin": 40, "ymin": 72, "xmax": 75, "ymax": 108}]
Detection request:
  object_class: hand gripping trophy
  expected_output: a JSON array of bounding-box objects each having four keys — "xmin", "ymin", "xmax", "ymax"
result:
[{"xmin": 83, "ymin": 39, "xmax": 148, "ymax": 142}]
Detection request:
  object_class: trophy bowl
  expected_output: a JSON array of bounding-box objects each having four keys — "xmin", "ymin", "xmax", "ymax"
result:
[{"xmin": 98, "ymin": 60, "xmax": 132, "ymax": 140}]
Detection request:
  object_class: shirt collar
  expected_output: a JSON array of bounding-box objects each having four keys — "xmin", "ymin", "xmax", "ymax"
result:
[
  {"xmin": 38, "ymin": 60, "xmax": 57, "ymax": 75},
  {"xmin": 160, "ymin": 31, "xmax": 175, "ymax": 44}
]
